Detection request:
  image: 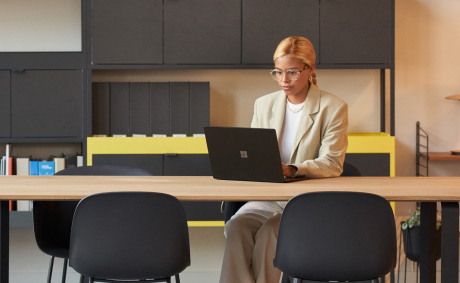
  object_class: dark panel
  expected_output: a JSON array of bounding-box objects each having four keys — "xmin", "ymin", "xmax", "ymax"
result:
[
  {"xmin": 92, "ymin": 154, "xmax": 163, "ymax": 175},
  {"xmin": 180, "ymin": 201, "xmax": 224, "ymax": 221},
  {"xmin": 92, "ymin": 82, "xmax": 110, "ymax": 136},
  {"xmin": 0, "ymin": 71, "xmax": 10, "ymax": 138},
  {"xmin": 129, "ymin": 83, "xmax": 150, "ymax": 136},
  {"xmin": 344, "ymin": 153, "xmax": 390, "ymax": 176},
  {"xmin": 92, "ymin": 0, "xmax": 163, "ymax": 65},
  {"xmin": 170, "ymin": 82, "xmax": 190, "ymax": 136},
  {"xmin": 164, "ymin": 154, "xmax": 220, "ymax": 221},
  {"xmin": 11, "ymin": 70, "xmax": 83, "ymax": 138},
  {"xmin": 190, "ymin": 82, "xmax": 210, "ymax": 135},
  {"xmin": 150, "ymin": 83, "xmax": 170, "ymax": 136},
  {"xmin": 242, "ymin": 0, "xmax": 319, "ymax": 64},
  {"xmin": 164, "ymin": 154, "xmax": 212, "ymax": 176},
  {"xmin": 109, "ymin": 83, "xmax": 129, "ymax": 136},
  {"xmin": 164, "ymin": 0, "xmax": 241, "ymax": 64},
  {"xmin": 320, "ymin": 0, "xmax": 390, "ymax": 64},
  {"xmin": 0, "ymin": 53, "xmax": 85, "ymax": 70}
]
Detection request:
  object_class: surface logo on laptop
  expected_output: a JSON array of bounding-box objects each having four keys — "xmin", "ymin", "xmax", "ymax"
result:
[{"xmin": 240, "ymin": 151, "xmax": 248, "ymax": 158}]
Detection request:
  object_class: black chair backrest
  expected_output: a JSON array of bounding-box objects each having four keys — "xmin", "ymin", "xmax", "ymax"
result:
[
  {"xmin": 274, "ymin": 192, "xmax": 396, "ymax": 282},
  {"xmin": 69, "ymin": 192, "xmax": 191, "ymax": 280},
  {"xmin": 33, "ymin": 165, "xmax": 153, "ymax": 257},
  {"xmin": 341, "ymin": 162, "xmax": 361, "ymax": 176}
]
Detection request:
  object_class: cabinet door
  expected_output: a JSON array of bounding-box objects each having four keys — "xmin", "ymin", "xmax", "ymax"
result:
[
  {"xmin": 92, "ymin": 0, "xmax": 163, "ymax": 65},
  {"xmin": 0, "ymin": 71, "xmax": 10, "ymax": 138},
  {"xmin": 92, "ymin": 154, "xmax": 164, "ymax": 175},
  {"xmin": 164, "ymin": 0, "xmax": 241, "ymax": 64},
  {"xmin": 242, "ymin": 0, "xmax": 319, "ymax": 64},
  {"xmin": 164, "ymin": 154, "xmax": 221, "ymax": 221},
  {"xmin": 345, "ymin": 153, "xmax": 390, "ymax": 176},
  {"xmin": 11, "ymin": 70, "xmax": 83, "ymax": 138},
  {"xmin": 320, "ymin": 0, "xmax": 390, "ymax": 64}
]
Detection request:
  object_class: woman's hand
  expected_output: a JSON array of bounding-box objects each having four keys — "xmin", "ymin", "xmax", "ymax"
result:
[{"xmin": 282, "ymin": 163, "xmax": 296, "ymax": 178}]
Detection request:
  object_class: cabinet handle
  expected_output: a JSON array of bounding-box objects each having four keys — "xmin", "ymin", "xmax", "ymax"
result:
[{"xmin": 164, "ymin": 153, "xmax": 178, "ymax": 157}]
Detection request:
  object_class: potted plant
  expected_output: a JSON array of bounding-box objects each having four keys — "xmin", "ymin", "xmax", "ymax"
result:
[{"xmin": 402, "ymin": 207, "xmax": 441, "ymax": 262}]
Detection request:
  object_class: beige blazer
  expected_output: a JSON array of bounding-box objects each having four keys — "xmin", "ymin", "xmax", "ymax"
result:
[{"xmin": 251, "ymin": 84, "xmax": 348, "ymax": 178}]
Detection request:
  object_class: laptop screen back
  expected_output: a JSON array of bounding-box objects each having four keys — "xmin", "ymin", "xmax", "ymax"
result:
[{"xmin": 204, "ymin": 127, "xmax": 285, "ymax": 183}]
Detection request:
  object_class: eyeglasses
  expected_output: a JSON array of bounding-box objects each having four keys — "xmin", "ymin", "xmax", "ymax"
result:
[{"xmin": 269, "ymin": 66, "xmax": 309, "ymax": 81}]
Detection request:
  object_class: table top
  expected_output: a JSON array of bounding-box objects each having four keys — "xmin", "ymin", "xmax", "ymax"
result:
[{"xmin": 1, "ymin": 176, "xmax": 460, "ymax": 201}]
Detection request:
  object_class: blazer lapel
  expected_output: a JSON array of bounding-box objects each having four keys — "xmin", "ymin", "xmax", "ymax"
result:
[
  {"xmin": 290, "ymin": 84, "xmax": 321, "ymax": 163},
  {"xmin": 270, "ymin": 91, "xmax": 287, "ymax": 142}
]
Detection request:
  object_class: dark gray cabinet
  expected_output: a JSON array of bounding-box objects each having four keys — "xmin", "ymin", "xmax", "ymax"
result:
[
  {"xmin": 92, "ymin": 153, "xmax": 221, "ymax": 221},
  {"xmin": 242, "ymin": 0, "xmax": 319, "ymax": 64},
  {"xmin": 345, "ymin": 153, "xmax": 390, "ymax": 176},
  {"xmin": 0, "ymin": 71, "xmax": 10, "ymax": 138},
  {"xmin": 92, "ymin": 154, "xmax": 164, "ymax": 175},
  {"xmin": 11, "ymin": 70, "xmax": 83, "ymax": 138},
  {"xmin": 320, "ymin": 0, "xmax": 390, "ymax": 64},
  {"xmin": 164, "ymin": 0, "xmax": 241, "ymax": 64},
  {"xmin": 92, "ymin": 0, "xmax": 163, "ymax": 65}
]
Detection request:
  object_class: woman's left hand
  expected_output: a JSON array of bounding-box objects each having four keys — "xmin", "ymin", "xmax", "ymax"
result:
[{"xmin": 281, "ymin": 163, "xmax": 296, "ymax": 178}]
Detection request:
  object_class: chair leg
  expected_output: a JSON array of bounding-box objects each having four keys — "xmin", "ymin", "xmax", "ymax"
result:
[
  {"xmin": 79, "ymin": 275, "xmax": 85, "ymax": 283},
  {"xmin": 61, "ymin": 258, "xmax": 68, "ymax": 283},
  {"xmin": 281, "ymin": 272, "xmax": 290, "ymax": 283},
  {"xmin": 47, "ymin": 256, "xmax": 55, "ymax": 283},
  {"xmin": 175, "ymin": 274, "xmax": 180, "ymax": 283}
]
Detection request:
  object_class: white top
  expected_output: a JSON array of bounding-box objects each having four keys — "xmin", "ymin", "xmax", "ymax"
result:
[
  {"xmin": 233, "ymin": 99, "xmax": 304, "ymax": 219},
  {"xmin": 279, "ymin": 99, "xmax": 304, "ymax": 164}
]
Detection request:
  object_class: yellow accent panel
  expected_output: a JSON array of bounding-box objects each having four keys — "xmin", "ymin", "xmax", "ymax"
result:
[
  {"xmin": 187, "ymin": 221, "xmax": 225, "ymax": 227},
  {"xmin": 87, "ymin": 137, "xmax": 208, "ymax": 165}
]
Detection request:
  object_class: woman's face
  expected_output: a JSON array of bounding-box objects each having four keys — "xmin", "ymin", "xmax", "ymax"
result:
[{"xmin": 273, "ymin": 55, "xmax": 315, "ymax": 102}]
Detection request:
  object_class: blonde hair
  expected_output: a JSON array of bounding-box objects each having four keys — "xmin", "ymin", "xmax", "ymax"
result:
[{"xmin": 273, "ymin": 36, "xmax": 317, "ymax": 85}]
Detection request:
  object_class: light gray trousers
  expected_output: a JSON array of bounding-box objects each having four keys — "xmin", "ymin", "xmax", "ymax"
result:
[{"xmin": 219, "ymin": 207, "xmax": 282, "ymax": 283}]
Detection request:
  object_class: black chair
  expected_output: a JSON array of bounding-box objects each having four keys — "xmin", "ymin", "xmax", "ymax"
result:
[
  {"xmin": 274, "ymin": 192, "xmax": 397, "ymax": 283},
  {"xmin": 33, "ymin": 165, "xmax": 153, "ymax": 283},
  {"xmin": 69, "ymin": 192, "xmax": 191, "ymax": 283},
  {"xmin": 223, "ymin": 162, "xmax": 361, "ymax": 223}
]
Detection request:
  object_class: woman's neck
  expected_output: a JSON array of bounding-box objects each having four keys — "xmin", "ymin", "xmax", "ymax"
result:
[{"xmin": 287, "ymin": 83, "xmax": 310, "ymax": 104}]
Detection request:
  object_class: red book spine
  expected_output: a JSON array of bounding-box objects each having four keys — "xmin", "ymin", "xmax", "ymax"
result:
[{"xmin": 8, "ymin": 157, "xmax": 13, "ymax": 176}]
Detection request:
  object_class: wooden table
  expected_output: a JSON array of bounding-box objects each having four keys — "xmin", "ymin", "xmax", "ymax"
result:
[{"xmin": 0, "ymin": 176, "xmax": 459, "ymax": 283}]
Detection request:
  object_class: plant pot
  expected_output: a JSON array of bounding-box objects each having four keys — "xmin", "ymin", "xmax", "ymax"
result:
[{"xmin": 403, "ymin": 226, "xmax": 441, "ymax": 262}]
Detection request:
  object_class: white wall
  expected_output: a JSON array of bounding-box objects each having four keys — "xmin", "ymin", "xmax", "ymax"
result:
[{"xmin": 0, "ymin": 0, "xmax": 81, "ymax": 52}]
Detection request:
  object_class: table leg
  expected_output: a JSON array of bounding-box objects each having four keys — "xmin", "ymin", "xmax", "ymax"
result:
[
  {"xmin": 420, "ymin": 202, "xmax": 436, "ymax": 283},
  {"xmin": 0, "ymin": 201, "xmax": 9, "ymax": 283},
  {"xmin": 441, "ymin": 202, "xmax": 459, "ymax": 283}
]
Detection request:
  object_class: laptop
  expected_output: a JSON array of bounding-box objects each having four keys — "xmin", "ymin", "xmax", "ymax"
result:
[{"xmin": 204, "ymin": 126, "xmax": 308, "ymax": 183}]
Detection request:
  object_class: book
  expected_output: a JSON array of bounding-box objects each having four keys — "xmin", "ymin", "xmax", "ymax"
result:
[
  {"xmin": 7, "ymin": 157, "xmax": 13, "ymax": 175},
  {"xmin": 54, "ymin": 157, "xmax": 65, "ymax": 173},
  {"xmin": 65, "ymin": 155, "xmax": 78, "ymax": 168},
  {"xmin": 29, "ymin": 161, "xmax": 39, "ymax": 175},
  {"xmin": 16, "ymin": 158, "xmax": 30, "ymax": 175},
  {"xmin": 16, "ymin": 158, "xmax": 31, "ymax": 211},
  {"xmin": 5, "ymin": 144, "xmax": 10, "ymax": 175},
  {"xmin": 38, "ymin": 161, "xmax": 55, "ymax": 175},
  {"xmin": 77, "ymin": 156, "xmax": 84, "ymax": 167}
]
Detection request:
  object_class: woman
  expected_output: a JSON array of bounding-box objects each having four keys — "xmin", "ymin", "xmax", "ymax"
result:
[{"xmin": 219, "ymin": 36, "xmax": 348, "ymax": 283}]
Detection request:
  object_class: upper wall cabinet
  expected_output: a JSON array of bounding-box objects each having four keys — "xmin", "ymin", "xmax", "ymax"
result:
[
  {"xmin": 11, "ymin": 70, "xmax": 83, "ymax": 138},
  {"xmin": 164, "ymin": 0, "xmax": 241, "ymax": 64},
  {"xmin": 0, "ymin": 71, "xmax": 10, "ymax": 138},
  {"xmin": 92, "ymin": 0, "xmax": 163, "ymax": 65},
  {"xmin": 320, "ymin": 0, "xmax": 390, "ymax": 64},
  {"xmin": 242, "ymin": 0, "xmax": 319, "ymax": 65}
]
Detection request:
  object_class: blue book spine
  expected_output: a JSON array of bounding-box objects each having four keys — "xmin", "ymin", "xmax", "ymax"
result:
[
  {"xmin": 38, "ymin": 161, "xmax": 55, "ymax": 176},
  {"xmin": 29, "ymin": 161, "xmax": 39, "ymax": 176}
]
